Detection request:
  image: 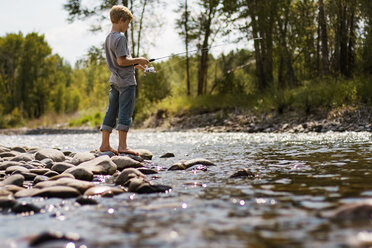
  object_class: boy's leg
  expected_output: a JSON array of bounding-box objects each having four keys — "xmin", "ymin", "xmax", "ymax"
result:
[
  {"xmin": 116, "ymin": 85, "xmax": 139, "ymax": 155},
  {"xmin": 99, "ymin": 86, "xmax": 119, "ymax": 155}
]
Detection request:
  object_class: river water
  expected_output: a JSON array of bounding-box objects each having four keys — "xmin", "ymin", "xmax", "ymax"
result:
[{"xmin": 1, "ymin": 131, "xmax": 372, "ymax": 247}]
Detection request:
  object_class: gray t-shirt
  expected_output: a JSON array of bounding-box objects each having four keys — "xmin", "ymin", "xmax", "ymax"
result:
[{"xmin": 105, "ymin": 31, "xmax": 136, "ymax": 87}]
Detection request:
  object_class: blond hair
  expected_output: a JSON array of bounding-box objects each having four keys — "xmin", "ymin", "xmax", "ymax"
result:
[{"xmin": 110, "ymin": 5, "xmax": 133, "ymax": 23}]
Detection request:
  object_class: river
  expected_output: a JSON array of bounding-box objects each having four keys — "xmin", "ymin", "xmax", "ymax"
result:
[{"xmin": 1, "ymin": 131, "xmax": 372, "ymax": 247}]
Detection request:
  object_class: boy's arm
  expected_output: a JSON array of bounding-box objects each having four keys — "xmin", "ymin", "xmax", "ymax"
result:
[{"xmin": 117, "ymin": 56, "xmax": 149, "ymax": 67}]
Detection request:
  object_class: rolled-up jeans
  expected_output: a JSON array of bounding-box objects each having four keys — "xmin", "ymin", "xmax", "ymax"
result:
[{"xmin": 100, "ymin": 84, "xmax": 136, "ymax": 132}]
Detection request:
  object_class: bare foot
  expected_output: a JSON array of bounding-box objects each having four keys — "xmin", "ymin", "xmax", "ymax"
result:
[
  {"xmin": 99, "ymin": 146, "xmax": 118, "ymax": 155},
  {"xmin": 118, "ymin": 147, "xmax": 139, "ymax": 156}
]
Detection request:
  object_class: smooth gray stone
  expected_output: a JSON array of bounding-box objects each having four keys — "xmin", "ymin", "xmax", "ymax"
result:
[
  {"xmin": 44, "ymin": 171, "xmax": 59, "ymax": 177},
  {"xmin": 29, "ymin": 168, "xmax": 50, "ymax": 175},
  {"xmin": 71, "ymin": 152, "xmax": 95, "ymax": 165},
  {"xmin": 33, "ymin": 175, "xmax": 49, "ymax": 185},
  {"xmin": 136, "ymin": 184, "xmax": 172, "ymax": 194},
  {"xmin": 160, "ymin": 152, "xmax": 175, "ymax": 158},
  {"xmin": 329, "ymin": 203, "xmax": 372, "ymax": 220},
  {"xmin": 78, "ymin": 155, "xmax": 117, "ymax": 175},
  {"xmin": 63, "ymin": 167, "xmax": 93, "ymax": 181},
  {"xmin": 137, "ymin": 167, "xmax": 158, "ymax": 174},
  {"xmin": 12, "ymin": 201, "xmax": 41, "ymax": 214},
  {"xmin": 4, "ymin": 185, "xmax": 25, "ymax": 194},
  {"xmin": 11, "ymin": 147, "xmax": 27, "ymax": 153},
  {"xmin": 0, "ymin": 146, "xmax": 10, "ymax": 153},
  {"xmin": 12, "ymin": 171, "xmax": 37, "ymax": 181},
  {"xmin": 84, "ymin": 186, "xmax": 125, "ymax": 197},
  {"xmin": 41, "ymin": 158, "xmax": 54, "ymax": 168},
  {"xmin": 76, "ymin": 196, "xmax": 98, "ymax": 205},
  {"xmin": 35, "ymin": 149, "xmax": 65, "ymax": 162},
  {"xmin": 120, "ymin": 153, "xmax": 144, "ymax": 162},
  {"xmin": 34, "ymin": 186, "xmax": 81, "ymax": 198},
  {"xmin": 0, "ymin": 151, "xmax": 19, "ymax": 158},
  {"xmin": 230, "ymin": 169, "xmax": 255, "ymax": 178},
  {"xmin": 51, "ymin": 162, "xmax": 75, "ymax": 173},
  {"xmin": 184, "ymin": 158, "xmax": 216, "ymax": 168},
  {"xmin": 0, "ymin": 187, "xmax": 13, "ymax": 197},
  {"xmin": 111, "ymin": 156, "xmax": 141, "ymax": 171},
  {"xmin": 134, "ymin": 149, "xmax": 153, "ymax": 160},
  {"xmin": 0, "ymin": 161, "xmax": 24, "ymax": 170},
  {"xmin": 14, "ymin": 188, "xmax": 41, "ymax": 198},
  {"xmin": 97, "ymin": 151, "xmax": 115, "ymax": 158},
  {"xmin": 34, "ymin": 178, "xmax": 94, "ymax": 194},
  {"xmin": 5, "ymin": 166, "xmax": 29, "ymax": 175},
  {"xmin": 0, "ymin": 174, "xmax": 25, "ymax": 186},
  {"xmin": 11, "ymin": 153, "xmax": 33, "ymax": 162},
  {"xmin": 168, "ymin": 162, "xmax": 186, "ymax": 171},
  {"xmin": 115, "ymin": 168, "xmax": 146, "ymax": 186}
]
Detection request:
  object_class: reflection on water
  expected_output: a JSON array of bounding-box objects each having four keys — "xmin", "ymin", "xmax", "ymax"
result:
[{"xmin": 0, "ymin": 131, "xmax": 372, "ymax": 247}]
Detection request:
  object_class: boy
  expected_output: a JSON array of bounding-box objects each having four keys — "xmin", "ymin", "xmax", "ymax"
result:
[{"xmin": 99, "ymin": 5, "xmax": 149, "ymax": 156}]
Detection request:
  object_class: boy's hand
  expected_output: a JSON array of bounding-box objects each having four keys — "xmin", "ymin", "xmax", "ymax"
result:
[
  {"xmin": 135, "ymin": 64, "xmax": 146, "ymax": 71},
  {"xmin": 137, "ymin": 57, "xmax": 149, "ymax": 66}
]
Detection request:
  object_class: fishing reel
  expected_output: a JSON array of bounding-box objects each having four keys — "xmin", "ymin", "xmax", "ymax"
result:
[{"xmin": 144, "ymin": 65, "xmax": 156, "ymax": 76}]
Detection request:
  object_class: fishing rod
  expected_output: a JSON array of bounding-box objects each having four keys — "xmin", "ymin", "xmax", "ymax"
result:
[{"xmin": 135, "ymin": 37, "xmax": 263, "ymax": 71}]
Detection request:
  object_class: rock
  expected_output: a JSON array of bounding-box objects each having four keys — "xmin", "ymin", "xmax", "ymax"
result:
[
  {"xmin": 168, "ymin": 162, "xmax": 187, "ymax": 171},
  {"xmin": 33, "ymin": 175, "xmax": 49, "ymax": 185},
  {"xmin": 34, "ymin": 186, "xmax": 81, "ymax": 198},
  {"xmin": 41, "ymin": 158, "xmax": 54, "ymax": 168},
  {"xmin": 160, "ymin": 152, "xmax": 175, "ymax": 158},
  {"xmin": 0, "ymin": 151, "xmax": 19, "ymax": 158},
  {"xmin": 71, "ymin": 152, "xmax": 95, "ymax": 165},
  {"xmin": 12, "ymin": 201, "xmax": 41, "ymax": 214},
  {"xmin": 0, "ymin": 161, "xmax": 24, "ymax": 170},
  {"xmin": 12, "ymin": 171, "xmax": 37, "ymax": 181},
  {"xmin": 0, "ymin": 174, "xmax": 25, "ymax": 186},
  {"xmin": 121, "ymin": 153, "xmax": 144, "ymax": 162},
  {"xmin": 84, "ymin": 186, "xmax": 125, "ymax": 197},
  {"xmin": 97, "ymin": 151, "xmax": 116, "ymax": 158},
  {"xmin": 29, "ymin": 231, "xmax": 82, "ymax": 247},
  {"xmin": 186, "ymin": 165, "xmax": 208, "ymax": 172},
  {"xmin": 184, "ymin": 158, "xmax": 215, "ymax": 168},
  {"xmin": 79, "ymin": 155, "xmax": 117, "ymax": 175},
  {"xmin": 34, "ymin": 178, "xmax": 94, "ymax": 194},
  {"xmin": 330, "ymin": 203, "xmax": 372, "ymax": 220},
  {"xmin": 63, "ymin": 167, "xmax": 93, "ymax": 181},
  {"xmin": 0, "ymin": 146, "xmax": 10, "ymax": 153},
  {"xmin": 14, "ymin": 188, "xmax": 42, "ymax": 198},
  {"xmin": 35, "ymin": 149, "xmax": 65, "ymax": 162},
  {"xmin": 134, "ymin": 149, "xmax": 153, "ymax": 160},
  {"xmin": 0, "ymin": 196, "xmax": 17, "ymax": 209},
  {"xmin": 0, "ymin": 187, "xmax": 13, "ymax": 197},
  {"xmin": 111, "ymin": 156, "xmax": 141, "ymax": 171},
  {"xmin": 76, "ymin": 196, "xmax": 98, "ymax": 205},
  {"xmin": 230, "ymin": 169, "xmax": 255, "ymax": 178},
  {"xmin": 29, "ymin": 160, "xmax": 45, "ymax": 167},
  {"xmin": 49, "ymin": 173, "xmax": 75, "ymax": 181},
  {"xmin": 4, "ymin": 185, "xmax": 25, "ymax": 193},
  {"xmin": 115, "ymin": 168, "xmax": 146, "ymax": 186},
  {"xmin": 11, "ymin": 146, "xmax": 27, "ymax": 153},
  {"xmin": 137, "ymin": 167, "xmax": 158, "ymax": 174},
  {"xmin": 43, "ymin": 171, "xmax": 59, "ymax": 177},
  {"xmin": 51, "ymin": 162, "xmax": 75, "ymax": 173},
  {"xmin": 63, "ymin": 151, "xmax": 73, "ymax": 157},
  {"xmin": 136, "ymin": 184, "xmax": 172, "ymax": 194},
  {"xmin": 10, "ymin": 153, "xmax": 33, "ymax": 162},
  {"xmin": 29, "ymin": 168, "xmax": 50, "ymax": 175}
]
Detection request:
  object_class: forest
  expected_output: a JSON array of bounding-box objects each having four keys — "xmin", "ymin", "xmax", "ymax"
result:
[{"xmin": 0, "ymin": 0, "xmax": 371, "ymax": 128}]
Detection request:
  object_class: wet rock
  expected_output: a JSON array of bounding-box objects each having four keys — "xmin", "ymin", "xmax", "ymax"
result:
[
  {"xmin": 29, "ymin": 168, "xmax": 50, "ymax": 175},
  {"xmin": 33, "ymin": 175, "xmax": 49, "ymax": 185},
  {"xmin": 35, "ymin": 149, "xmax": 65, "ymax": 162},
  {"xmin": 11, "ymin": 146, "xmax": 27, "ymax": 153},
  {"xmin": 84, "ymin": 186, "xmax": 125, "ymax": 197},
  {"xmin": 12, "ymin": 171, "xmax": 37, "ymax": 181},
  {"xmin": 184, "ymin": 158, "xmax": 215, "ymax": 168},
  {"xmin": 138, "ymin": 167, "xmax": 158, "ymax": 174},
  {"xmin": 115, "ymin": 168, "xmax": 146, "ymax": 186},
  {"xmin": 0, "ymin": 151, "xmax": 19, "ymax": 158},
  {"xmin": 79, "ymin": 155, "xmax": 117, "ymax": 175},
  {"xmin": 330, "ymin": 203, "xmax": 372, "ymax": 220},
  {"xmin": 0, "ymin": 174, "xmax": 25, "ymax": 186},
  {"xmin": 43, "ymin": 171, "xmax": 59, "ymax": 178},
  {"xmin": 160, "ymin": 152, "xmax": 175, "ymax": 158},
  {"xmin": 0, "ymin": 161, "xmax": 24, "ymax": 170},
  {"xmin": 168, "ymin": 162, "xmax": 187, "ymax": 171},
  {"xmin": 127, "ymin": 178, "xmax": 171, "ymax": 194},
  {"xmin": 63, "ymin": 151, "xmax": 73, "ymax": 157},
  {"xmin": 34, "ymin": 186, "xmax": 81, "ymax": 198},
  {"xmin": 111, "ymin": 155, "xmax": 141, "ymax": 170},
  {"xmin": 10, "ymin": 153, "xmax": 33, "ymax": 162},
  {"xmin": 49, "ymin": 173, "xmax": 75, "ymax": 181},
  {"xmin": 97, "ymin": 151, "xmax": 116, "ymax": 158},
  {"xmin": 41, "ymin": 158, "xmax": 54, "ymax": 168},
  {"xmin": 63, "ymin": 167, "xmax": 93, "ymax": 181},
  {"xmin": 6, "ymin": 165, "xmax": 31, "ymax": 175},
  {"xmin": 51, "ymin": 162, "xmax": 75, "ymax": 173},
  {"xmin": 12, "ymin": 201, "xmax": 41, "ymax": 214},
  {"xmin": 71, "ymin": 152, "xmax": 95, "ymax": 165},
  {"xmin": 123, "ymin": 153, "xmax": 144, "ymax": 162},
  {"xmin": 29, "ymin": 231, "xmax": 82, "ymax": 247},
  {"xmin": 135, "ymin": 149, "xmax": 153, "ymax": 160},
  {"xmin": 0, "ymin": 146, "xmax": 10, "ymax": 153},
  {"xmin": 34, "ymin": 178, "xmax": 94, "ymax": 194},
  {"xmin": 0, "ymin": 187, "xmax": 13, "ymax": 197},
  {"xmin": 4, "ymin": 185, "xmax": 25, "ymax": 193},
  {"xmin": 0, "ymin": 196, "xmax": 17, "ymax": 209},
  {"xmin": 14, "ymin": 188, "xmax": 42, "ymax": 198},
  {"xmin": 186, "ymin": 165, "xmax": 208, "ymax": 172},
  {"xmin": 230, "ymin": 169, "xmax": 255, "ymax": 178},
  {"xmin": 76, "ymin": 196, "xmax": 98, "ymax": 205}
]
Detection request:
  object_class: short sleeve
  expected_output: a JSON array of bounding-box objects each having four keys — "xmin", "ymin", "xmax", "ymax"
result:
[{"xmin": 115, "ymin": 35, "xmax": 129, "ymax": 58}]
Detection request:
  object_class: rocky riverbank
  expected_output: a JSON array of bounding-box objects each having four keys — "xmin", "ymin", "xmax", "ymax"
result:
[{"xmin": 141, "ymin": 105, "xmax": 372, "ymax": 133}]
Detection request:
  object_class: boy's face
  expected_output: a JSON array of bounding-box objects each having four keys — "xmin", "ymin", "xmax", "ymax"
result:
[{"xmin": 120, "ymin": 18, "xmax": 131, "ymax": 32}]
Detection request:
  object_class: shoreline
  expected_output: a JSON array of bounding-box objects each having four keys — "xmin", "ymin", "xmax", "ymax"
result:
[{"xmin": 1, "ymin": 106, "xmax": 371, "ymax": 135}]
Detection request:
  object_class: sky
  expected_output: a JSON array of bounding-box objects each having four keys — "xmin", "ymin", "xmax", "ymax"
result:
[{"xmin": 0, "ymin": 0, "xmax": 244, "ymax": 66}]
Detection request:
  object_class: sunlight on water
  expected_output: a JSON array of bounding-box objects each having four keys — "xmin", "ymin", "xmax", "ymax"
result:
[{"xmin": 0, "ymin": 131, "xmax": 371, "ymax": 247}]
